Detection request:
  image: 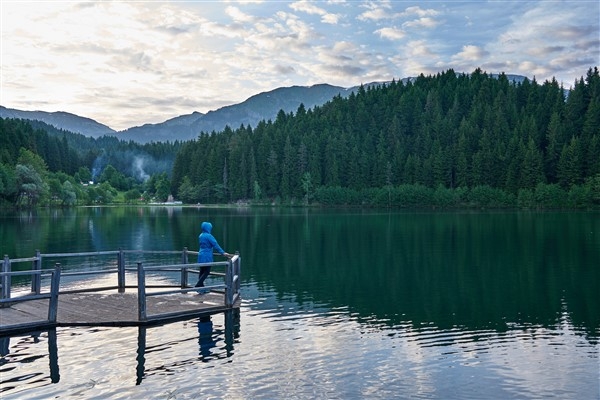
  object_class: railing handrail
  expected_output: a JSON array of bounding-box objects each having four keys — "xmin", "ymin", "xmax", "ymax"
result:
[
  {"xmin": 140, "ymin": 261, "xmax": 230, "ymax": 271},
  {"xmin": 0, "ymin": 266, "xmax": 60, "ymax": 324},
  {"xmin": 0, "ymin": 269, "xmax": 47, "ymax": 277},
  {"xmin": 121, "ymin": 250, "xmax": 185, "ymax": 255},
  {"xmin": 3, "ymin": 250, "xmax": 214, "ymax": 265},
  {"xmin": 2, "ymin": 257, "xmax": 40, "ymax": 264},
  {"xmin": 1, "ymin": 249, "xmax": 241, "ymax": 325},
  {"xmin": 40, "ymin": 250, "xmax": 120, "ymax": 258},
  {"xmin": 0, "ymin": 252, "xmax": 240, "ymax": 323}
]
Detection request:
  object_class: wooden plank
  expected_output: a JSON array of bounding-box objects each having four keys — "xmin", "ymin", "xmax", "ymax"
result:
[
  {"xmin": 0, "ymin": 299, "xmax": 51, "ymax": 333},
  {"xmin": 0, "ymin": 291, "xmax": 239, "ymax": 335}
]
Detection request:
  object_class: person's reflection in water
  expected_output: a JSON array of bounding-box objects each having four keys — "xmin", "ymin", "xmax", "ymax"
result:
[
  {"xmin": 198, "ymin": 315, "xmax": 216, "ymax": 361},
  {"xmin": 0, "ymin": 336, "xmax": 9, "ymax": 360}
]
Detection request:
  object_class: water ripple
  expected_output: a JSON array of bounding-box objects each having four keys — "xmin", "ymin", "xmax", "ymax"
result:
[{"xmin": 0, "ymin": 289, "xmax": 597, "ymax": 399}]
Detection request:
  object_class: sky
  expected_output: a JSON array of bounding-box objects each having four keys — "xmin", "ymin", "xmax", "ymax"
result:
[{"xmin": 1, "ymin": 1, "xmax": 599, "ymax": 131}]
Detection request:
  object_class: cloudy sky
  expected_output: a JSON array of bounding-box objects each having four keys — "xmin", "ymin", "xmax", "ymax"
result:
[{"xmin": 2, "ymin": 1, "xmax": 598, "ymax": 131}]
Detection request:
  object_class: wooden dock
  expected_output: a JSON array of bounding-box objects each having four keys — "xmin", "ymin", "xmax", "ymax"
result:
[
  {"xmin": 0, "ymin": 290, "xmax": 239, "ymax": 335},
  {"xmin": 1, "ymin": 249, "xmax": 241, "ymax": 335}
]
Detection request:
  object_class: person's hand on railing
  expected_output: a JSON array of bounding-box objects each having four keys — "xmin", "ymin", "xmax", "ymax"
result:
[{"xmin": 222, "ymin": 252, "xmax": 233, "ymax": 259}]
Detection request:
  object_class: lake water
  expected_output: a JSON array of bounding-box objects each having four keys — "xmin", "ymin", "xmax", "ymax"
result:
[{"xmin": 0, "ymin": 207, "xmax": 598, "ymax": 399}]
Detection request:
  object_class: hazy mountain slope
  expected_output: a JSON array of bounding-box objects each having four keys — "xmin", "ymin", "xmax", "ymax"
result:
[
  {"xmin": 0, "ymin": 106, "xmax": 116, "ymax": 138},
  {"xmin": 118, "ymin": 84, "xmax": 351, "ymax": 143},
  {"xmin": 1, "ymin": 73, "xmax": 531, "ymax": 143}
]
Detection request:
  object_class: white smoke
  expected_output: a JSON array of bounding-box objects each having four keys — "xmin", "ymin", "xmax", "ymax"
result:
[{"xmin": 133, "ymin": 156, "xmax": 150, "ymax": 182}]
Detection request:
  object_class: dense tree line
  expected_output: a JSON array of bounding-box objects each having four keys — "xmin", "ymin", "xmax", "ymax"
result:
[
  {"xmin": 172, "ymin": 67, "xmax": 600, "ymax": 208},
  {"xmin": 0, "ymin": 118, "xmax": 181, "ymax": 207},
  {"xmin": 0, "ymin": 118, "xmax": 81, "ymax": 175}
]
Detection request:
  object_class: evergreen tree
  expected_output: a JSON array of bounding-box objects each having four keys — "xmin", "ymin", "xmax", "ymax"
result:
[
  {"xmin": 557, "ymin": 136, "xmax": 583, "ymax": 188},
  {"xmin": 168, "ymin": 67, "xmax": 599, "ymax": 208},
  {"xmin": 521, "ymin": 137, "xmax": 545, "ymax": 189}
]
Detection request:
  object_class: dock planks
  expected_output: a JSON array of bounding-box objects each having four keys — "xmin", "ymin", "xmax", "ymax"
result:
[{"xmin": 0, "ymin": 290, "xmax": 239, "ymax": 335}]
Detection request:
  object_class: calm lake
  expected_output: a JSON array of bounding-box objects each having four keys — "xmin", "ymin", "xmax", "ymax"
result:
[{"xmin": 0, "ymin": 206, "xmax": 598, "ymax": 399}]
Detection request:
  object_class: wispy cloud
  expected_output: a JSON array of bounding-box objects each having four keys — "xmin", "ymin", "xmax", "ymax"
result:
[
  {"xmin": 375, "ymin": 27, "xmax": 406, "ymax": 40},
  {"xmin": 1, "ymin": 0, "xmax": 597, "ymax": 130},
  {"xmin": 290, "ymin": 0, "xmax": 342, "ymax": 24}
]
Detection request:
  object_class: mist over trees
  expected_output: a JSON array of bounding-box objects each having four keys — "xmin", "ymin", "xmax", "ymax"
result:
[
  {"xmin": 172, "ymin": 68, "xmax": 600, "ymax": 208},
  {"xmin": 0, "ymin": 118, "xmax": 181, "ymax": 206}
]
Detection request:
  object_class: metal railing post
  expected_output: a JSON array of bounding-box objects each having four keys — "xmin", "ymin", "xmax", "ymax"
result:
[
  {"xmin": 181, "ymin": 247, "xmax": 188, "ymax": 288},
  {"xmin": 137, "ymin": 262, "xmax": 147, "ymax": 321},
  {"xmin": 1, "ymin": 255, "xmax": 11, "ymax": 305},
  {"xmin": 225, "ymin": 258, "xmax": 234, "ymax": 307},
  {"xmin": 32, "ymin": 250, "xmax": 41, "ymax": 294},
  {"xmin": 234, "ymin": 252, "xmax": 241, "ymax": 294},
  {"xmin": 118, "ymin": 248, "xmax": 125, "ymax": 293},
  {"xmin": 48, "ymin": 263, "xmax": 61, "ymax": 323},
  {"xmin": 182, "ymin": 247, "xmax": 188, "ymax": 264}
]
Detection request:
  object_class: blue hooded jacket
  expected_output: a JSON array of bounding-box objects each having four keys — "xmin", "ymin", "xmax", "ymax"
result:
[{"xmin": 198, "ymin": 222, "xmax": 225, "ymax": 263}]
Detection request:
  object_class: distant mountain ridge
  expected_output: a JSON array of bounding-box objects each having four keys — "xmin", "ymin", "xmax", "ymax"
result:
[
  {"xmin": 0, "ymin": 106, "xmax": 117, "ymax": 138},
  {"xmin": 117, "ymin": 83, "xmax": 354, "ymax": 143},
  {"xmin": 0, "ymin": 73, "xmax": 529, "ymax": 143},
  {"xmin": 1, "ymin": 83, "xmax": 354, "ymax": 143}
]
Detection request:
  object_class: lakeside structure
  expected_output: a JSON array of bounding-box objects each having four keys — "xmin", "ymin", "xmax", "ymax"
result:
[{"xmin": 0, "ymin": 249, "xmax": 241, "ymax": 335}]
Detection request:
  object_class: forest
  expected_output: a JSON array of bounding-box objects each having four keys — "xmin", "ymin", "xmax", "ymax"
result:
[
  {"xmin": 0, "ymin": 118, "xmax": 181, "ymax": 206},
  {"xmin": 172, "ymin": 67, "xmax": 600, "ymax": 208},
  {"xmin": 1, "ymin": 67, "xmax": 599, "ymax": 209}
]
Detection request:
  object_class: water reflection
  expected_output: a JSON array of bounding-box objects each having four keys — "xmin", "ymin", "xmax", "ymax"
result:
[
  {"xmin": 0, "ymin": 329, "xmax": 59, "ymax": 394},
  {"xmin": 0, "ymin": 208, "xmax": 597, "ymax": 398},
  {"xmin": 240, "ymin": 210, "xmax": 599, "ymax": 339},
  {"xmin": 136, "ymin": 310, "xmax": 239, "ymax": 384},
  {"xmin": 238, "ymin": 285, "xmax": 598, "ymax": 400},
  {"xmin": 2, "ymin": 208, "xmax": 597, "ymax": 340},
  {"xmin": 197, "ymin": 315, "xmax": 215, "ymax": 361},
  {"xmin": 0, "ymin": 284, "xmax": 597, "ymax": 399},
  {"xmin": 0, "ymin": 309, "xmax": 240, "ymax": 392}
]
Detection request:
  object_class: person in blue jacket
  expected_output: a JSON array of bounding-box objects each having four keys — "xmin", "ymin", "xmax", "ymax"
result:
[{"xmin": 195, "ymin": 221, "xmax": 231, "ymax": 290}]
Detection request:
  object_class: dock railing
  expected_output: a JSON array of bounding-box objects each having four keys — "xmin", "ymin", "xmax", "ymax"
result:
[
  {"xmin": 0, "ymin": 265, "xmax": 61, "ymax": 323},
  {"xmin": 0, "ymin": 249, "xmax": 241, "ymax": 324}
]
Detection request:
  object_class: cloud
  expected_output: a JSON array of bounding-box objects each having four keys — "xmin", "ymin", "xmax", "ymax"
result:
[
  {"xmin": 402, "ymin": 17, "xmax": 439, "ymax": 29},
  {"xmin": 358, "ymin": 7, "xmax": 391, "ymax": 22},
  {"xmin": 274, "ymin": 64, "xmax": 297, "ymax": 75},
  {"xmin": 358, "ymin": 3, "xmax": 439, "ymax": 22},
  {"xmin": 1, "ymin": 0, "xmax": 597, "ymax": 130},
  {"xmin": 400, "ymin": 6, "xmax": 440, "ymax": 18},
  {"xmin": 482, "ymin": 1, "xmax": 598, "ymax": 85},
  {"xmin": 289, "ymin": 0, "xmax": 341, "ymax": 24},
  {"xmin": 453, "ymin": 45, "xmax": 489, "ymax": 62},
  {"xmin": 375, "ymin": 27, "xmax": 406, "ymax": 41},
  {"xmin": 406, "ymin": 40, "xmax": 438, "ymax": 58},
  {"xmin": 226, "ymin": 6, "xmax": 256, "ymax": 23}
]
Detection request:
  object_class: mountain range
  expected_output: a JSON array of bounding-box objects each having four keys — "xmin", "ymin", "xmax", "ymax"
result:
[
  {"xmin": 0, "ymin": 84, "xmax": 359, "ymax": 143},
  {"xmin": 0, "ymin": 74, "xmax": 528, "ymax": 144}
]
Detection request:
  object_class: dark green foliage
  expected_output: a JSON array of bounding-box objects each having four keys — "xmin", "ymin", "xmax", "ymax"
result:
[
  {"xmin": 0, "ymin": 117, "xmax": 182, "ymax": 207},
  {"xmin": 0, "ymin": 118, "xmax": 80, "ymax": 174},
  {"xmin": 3, "ymin": 67, "xmax": 599, "ymax": 209},
  {"xmin": 172, "ymin": 67, "xmax": 600, "ymax": 209},
  {"xmin": 124, "ymin": 188, "xmax": 142, "ymax": 204}
]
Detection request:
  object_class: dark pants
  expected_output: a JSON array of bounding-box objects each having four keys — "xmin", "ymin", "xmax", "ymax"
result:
[{"xmin": 195, "ymin": 266, "xmax": 211, "ymax": 287}]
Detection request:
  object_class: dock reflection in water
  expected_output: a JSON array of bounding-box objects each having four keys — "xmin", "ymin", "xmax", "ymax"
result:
[
  {"xmin": 0, "ymin": 309, "xmax": 240, "ymax": 396},
  {"xmin": 0, "ymin": 287, "xmax": 597, "ymax": 399}
]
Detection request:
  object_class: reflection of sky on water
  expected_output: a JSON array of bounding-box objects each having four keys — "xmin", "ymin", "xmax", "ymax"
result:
[
  {"xmin": 1, "ymin": 281, "xmax": 597, "ymax": 399},
  {"xmin": 87, "ymin": 207, "xmax": 182, "ymax": 252},
  {"xmin": 2, "ymin": 208, "xmax": 598, "ymax": 399},
  {"xmin": 231, "ymin": 284, "xmax": 597, "ymax": 400}
]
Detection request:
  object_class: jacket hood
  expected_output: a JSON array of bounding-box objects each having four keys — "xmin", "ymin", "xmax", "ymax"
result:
[{"xmin": 201, "ymin": 221, "xmax": 212, "ymax": 233}]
